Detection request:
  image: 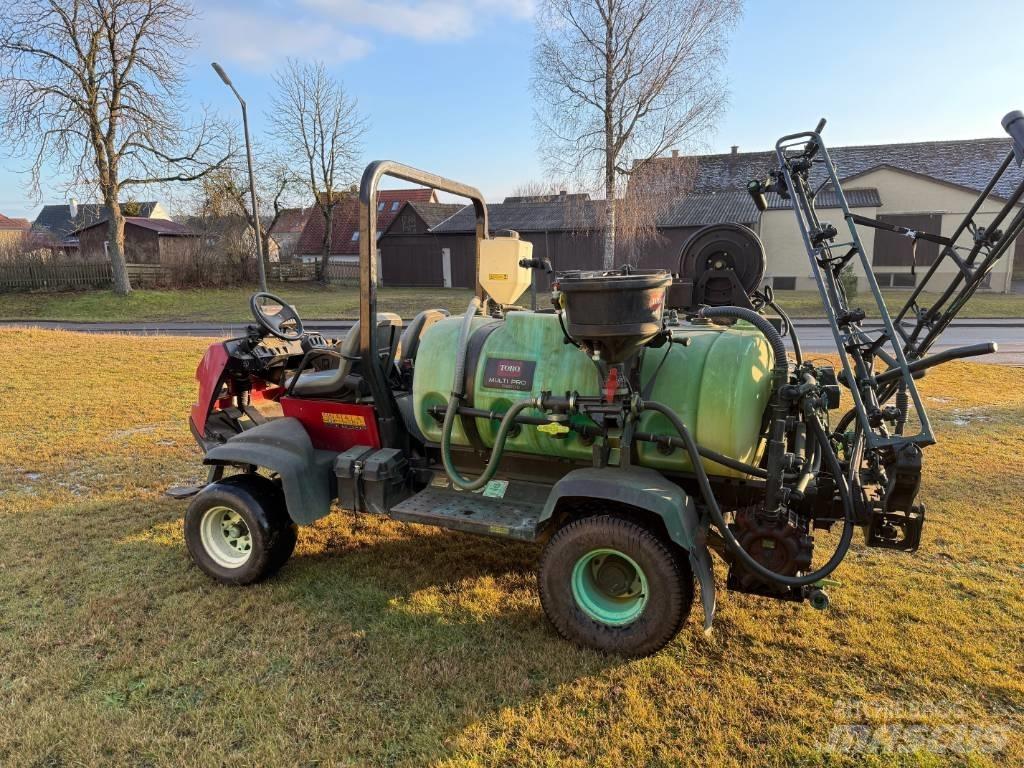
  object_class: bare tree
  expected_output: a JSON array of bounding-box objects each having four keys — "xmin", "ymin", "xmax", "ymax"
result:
[
  {"xmin": 201, "ymin": 157, "xmax": 302, "ymax": 273},
  {"xmin": 0, "ymin": 0, "xmax": 233, "ymax": 294},
  {"xmin": 533, "ymin": 0, "xmax": 740, "ymax": 269},
  {"xmin": 269, "ymin": 59, "xmax": 365, "ymax": 281}
]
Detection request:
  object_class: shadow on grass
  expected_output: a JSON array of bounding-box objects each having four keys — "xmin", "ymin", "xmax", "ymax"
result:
[{"xmin": 110, "ymin": 508, "xmax": 625, "ymax": 765}]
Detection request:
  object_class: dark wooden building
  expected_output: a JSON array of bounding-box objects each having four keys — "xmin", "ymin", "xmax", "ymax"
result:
[
  {"xmin": 74, "ymin": 217, "xmax": 199, "ymax": 266},
  {"xmin": 379, "ymin": 191, "xmax": 759, "ymax": 290},
  {"xmin": 380, "ymin": 202, "xmax": 463, "ymax": 285}
]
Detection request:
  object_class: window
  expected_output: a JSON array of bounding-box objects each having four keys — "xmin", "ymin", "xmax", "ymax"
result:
[
  {"xmin": 892, "ymin": 272, "xmax": 916, "ymax": 288},
  {"xmin": 874, "ymin": 272, "xmax": 917, "ymax": 288},
  {"xmin": 351, "ymin": 231, "xmax": 359, "ymax": 241},
  {"xmin": 772, "ymin": 276, "xmax": 796, "ymax": 291},
  {"xmin": 377, "ymin": 202, "xmax": 385, "ymax": 212},
  {"xmin": 390, "ymin": 201, "xmax": 400, "ymax": 212}
]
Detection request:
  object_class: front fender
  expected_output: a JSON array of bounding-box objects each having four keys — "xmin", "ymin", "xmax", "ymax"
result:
[
  {"xmin": 539, "ymin": 466, "xmax": 716, "ymax": 631},
  {"xmin": 203, "ymin": 417, "xmax": 335, "ymax": 524}
]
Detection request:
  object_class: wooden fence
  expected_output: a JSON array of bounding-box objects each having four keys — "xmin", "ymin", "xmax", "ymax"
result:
[
  {"xmin": 0, "ymin": 258, "xmax": 360, "ymax": 292},
  {"xmin": 0, "ymin": 260, "xmax": 113, "ymax": 292}
]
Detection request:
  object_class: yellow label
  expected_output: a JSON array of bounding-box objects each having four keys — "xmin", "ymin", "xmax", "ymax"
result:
[
  {"xmin": 488, "ymin": 525, "xmax": 510, "ymax": 535},
  {"xmin": 322, "ymin": 412, "xmax": 366, "ymax": 429},
  {"xmin": 488, "ymin": 273, "xmax": 508, "ymax": 281}
]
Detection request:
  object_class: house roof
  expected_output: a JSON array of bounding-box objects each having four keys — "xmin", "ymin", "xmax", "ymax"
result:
[
  {"xmin": 433, "ymin": 194, "xmax": 601, "ymax": 234},
  {"xmin": 74, "ymin": 216, "xmax": 196, "ymax": 236},
  {"xmin": 658, "ymin": 137, "xmax": 1022, "ymax": 201},
  {"xmin": 269, "ymin": 207, "xmax": 311, "ymax": 235},
  {"xmin": 659, "ymin": 192, "xmax": 759, "ymax": 227},
  {"xmin": 765, "ymin": 187, "xmax": 882, "ymax": 210},
  {"xmin": 0, "ymin": 213, "xmax": 30, "ymax": 231},
  {"xmin": 297, "ymin": 188, "xmax": 435, "ymax": 256},
  {"xmin": 407, "ymin": 201, "xmax": 464, "ymax": 229},
  {"xmin": 33, "ymin": 201, "xmax": 161, "ymax": 241},
  {"xmin": 433, "ymin": 190, "xmax": 759, "ymax": 235}
]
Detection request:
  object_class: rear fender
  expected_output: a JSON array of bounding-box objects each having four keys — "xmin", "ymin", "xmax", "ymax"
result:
[
  {"xmin": 203, "ymin": 417, "xmax": 335, "ymax": 525},
  {"xmin": 539, "ymin": 466, "xmax": 716, "ymax": 631}
]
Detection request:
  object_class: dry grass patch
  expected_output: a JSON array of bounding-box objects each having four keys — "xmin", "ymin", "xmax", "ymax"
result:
[{"xmin": 1, "ymin": 330, "xmax": 1022, "ymax": 766}]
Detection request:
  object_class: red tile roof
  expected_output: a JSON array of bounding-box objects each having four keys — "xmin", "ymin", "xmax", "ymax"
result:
[
  {"xmin": 297, "ymin": 188, "xmax": 435, "ymax": 256},
  {"xmin": 269, "ymin": 207, "xmax": 311, "ymax": 235},
  {"xmin": 0, "ymin": 213, "xmax": 30, "ymax": 231}
]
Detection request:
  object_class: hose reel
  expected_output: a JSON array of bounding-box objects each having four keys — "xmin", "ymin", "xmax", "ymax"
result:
[{"xmin": 667, "ymin": 223, "xmax": 766, "ymax": 311}]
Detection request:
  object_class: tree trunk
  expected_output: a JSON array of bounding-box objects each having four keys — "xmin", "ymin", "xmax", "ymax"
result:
[
  {"xmin": 603, "ymin": 195, "xmax": 616, "ymax": 270},
  {"xmin": 105, "ymin": 195, "xmax": 133, "ymax": 295},
  {"xmin": 319, "ymin": 205, "xmax": 332, "ymax": 284},
  {"xmin": 602, "ymin": 14, "xmax": 616, "ymax": 271}
]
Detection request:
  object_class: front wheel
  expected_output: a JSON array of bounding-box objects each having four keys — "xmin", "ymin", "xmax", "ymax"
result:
[
  {"xmin": 538, "ymin": 515, "xmax": 694, "ymax": 656},
  {"xmin": 185, "ymin": 473, "xmax": 297, "ymax": 585}
]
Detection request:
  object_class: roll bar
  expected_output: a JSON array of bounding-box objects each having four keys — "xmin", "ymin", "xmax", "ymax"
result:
[{"xmin": 357, "ymin": 160, "xmax": 490, "ymax": 448}]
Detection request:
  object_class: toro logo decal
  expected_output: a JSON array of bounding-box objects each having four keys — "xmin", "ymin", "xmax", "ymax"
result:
[
  {"xmin": 483, "ymin": 357, "xmax": 536, "ymax": 391},
  {"xmin": 322, "ymin": 412, "xmax": 367, "ymax": 429}
]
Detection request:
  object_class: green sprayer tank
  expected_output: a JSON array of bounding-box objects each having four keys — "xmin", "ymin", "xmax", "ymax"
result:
[{"xmin": 413, "ymin": 312, "xmax": 773, "ymax": 478}]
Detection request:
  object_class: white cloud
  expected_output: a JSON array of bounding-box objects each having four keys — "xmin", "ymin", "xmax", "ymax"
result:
[
  {"xmin": 198, "ymin": 8, "xmax": 373, "ymax": 70},
  {"xmin": 298, "ymin": 0, "xmax": 535, "ymax": 42}
]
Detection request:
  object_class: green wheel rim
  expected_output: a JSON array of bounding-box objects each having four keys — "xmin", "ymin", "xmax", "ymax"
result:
[
  {"xmin": 199, "ymin": 505, "xmax": 253, "ymax": 568},
  {"xmin": 570, "ymin": 548, "xmax": 649, "ymax": 626}
]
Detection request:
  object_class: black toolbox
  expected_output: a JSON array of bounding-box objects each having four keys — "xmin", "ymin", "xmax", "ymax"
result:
[{"xmin": 334, "ymin": 446, "xmax": 410, "ymax": 514}]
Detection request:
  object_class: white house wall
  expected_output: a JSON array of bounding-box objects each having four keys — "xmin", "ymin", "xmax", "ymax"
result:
[{"xmin": 758, "ymin": 168, "xmax": 1020, "ymax": 293}]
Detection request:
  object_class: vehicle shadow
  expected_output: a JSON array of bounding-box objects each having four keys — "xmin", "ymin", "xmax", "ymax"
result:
[{"xmin": 115, "ymin": 505, "xmax": 629, "ymax": 765}]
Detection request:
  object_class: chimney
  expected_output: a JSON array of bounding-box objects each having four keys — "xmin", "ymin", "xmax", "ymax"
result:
[
  {"xmin": 670, "ymin": 149, "xmax": 679, "ymax": 158},
  {"xmin": 731, "ymin": 145, "xmax": 739, "ymax": 155},
  {"xmin": 69, "ymin": 197, "xmax": 78, "ymax": 219},
  {"xmin": 559, "ymin": 189, "xmax": 567, "ymax": 197}
]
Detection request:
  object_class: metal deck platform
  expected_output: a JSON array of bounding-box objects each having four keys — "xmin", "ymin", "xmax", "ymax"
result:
[{"xmin": 389, "ymin": 479, "xmax": 548, "ymax": 541}]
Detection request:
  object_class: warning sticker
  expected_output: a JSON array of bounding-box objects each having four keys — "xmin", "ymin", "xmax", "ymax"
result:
[
  {"xmin": 482, "ymin": 357, "xmax": 536, "ymax": 391},
  {"xmin": 322, "ymin": 412, "xmax": 367, "ymax": 429}
]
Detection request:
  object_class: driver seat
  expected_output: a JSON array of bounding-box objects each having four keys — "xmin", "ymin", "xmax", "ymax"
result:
[{"xmin": 286, "ymin": 313, "xmax": 402, "ymax": 398}]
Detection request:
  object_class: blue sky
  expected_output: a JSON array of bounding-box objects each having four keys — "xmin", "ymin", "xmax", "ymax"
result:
[{"xmin": 2, "ymin": 0, "xmax": 1022, "ymax": 220}]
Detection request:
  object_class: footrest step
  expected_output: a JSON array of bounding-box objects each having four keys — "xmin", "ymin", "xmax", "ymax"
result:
[{"xmin": 389, "ymin": 479, "xmax": 547, "ymax": 541}]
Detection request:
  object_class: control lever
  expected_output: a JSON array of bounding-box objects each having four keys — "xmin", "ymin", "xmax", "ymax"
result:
[{"xmin": 520, "ymin": 257, "xmax": 553, "ymax": 310}]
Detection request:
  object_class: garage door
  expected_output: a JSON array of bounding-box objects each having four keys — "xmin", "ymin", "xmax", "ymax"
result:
[{"xmin": 872, "ymin": 213, "xmax": 942, "ymax": 268}]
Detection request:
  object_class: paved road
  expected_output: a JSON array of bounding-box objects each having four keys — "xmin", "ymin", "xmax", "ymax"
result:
[{"xmin": 3, "ymin": 317, "xmax": 1022, "ymax": 364}]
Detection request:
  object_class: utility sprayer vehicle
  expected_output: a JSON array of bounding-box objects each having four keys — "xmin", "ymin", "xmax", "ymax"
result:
[{"xmin": 178, "ymin": 113, "xmax": 1024, "ymax": 656}]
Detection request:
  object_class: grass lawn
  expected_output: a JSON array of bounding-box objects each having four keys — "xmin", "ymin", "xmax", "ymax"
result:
[
  {"xmin": 1, "ymin": 329, "xmax": 1023, "ymax": 766},
  {"xmin": 0, "ymin": 284, "xmax": 475, "ymax": 323},
  {"xmin": 0, "ymin": 285, "xmax": 1022, "ymax": 323},
  {"xmin": 776, "ymin": 289, "xmax": 1024, "ymax": 319}
]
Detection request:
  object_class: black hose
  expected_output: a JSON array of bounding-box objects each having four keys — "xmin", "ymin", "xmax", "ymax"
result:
[
  {"xmin": 697, "ymin": 305, "xmax": 789, "ymax": 379},
  {"xmin": 642, "ymin": 399, "xmax": 856, "ymax": 588},
  {"xmin": 767, "ymin": 299, "xmax": 803, "ymax": 366}
]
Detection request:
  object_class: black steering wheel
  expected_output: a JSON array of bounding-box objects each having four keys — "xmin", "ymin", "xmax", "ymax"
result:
[{"xmin": 249, "ymin": 292, "xmax": 304, "ymax": 341}]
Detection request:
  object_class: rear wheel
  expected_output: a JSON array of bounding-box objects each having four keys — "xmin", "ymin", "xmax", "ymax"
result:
[
  {"xmin": 539, "ymin": 515, "xmax": 694, "ymax": 656},
  {"xmin": 185, "ymin": 473, "xmax": 297, "ymax": 585}
]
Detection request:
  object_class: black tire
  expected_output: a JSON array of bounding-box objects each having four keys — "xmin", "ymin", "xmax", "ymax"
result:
[
  {"xmin": 184, "ymin": 473, "xmax": 297, "ymax": 585},
  {"xmin": 538, "ymin": 514, "xmax": 694, "ymax": 657}
]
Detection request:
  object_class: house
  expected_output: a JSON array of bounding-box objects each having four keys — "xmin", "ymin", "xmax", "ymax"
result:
[
  {"xmin": 0, "ymin": 213, "xmax": 31, "ymax": 255},
  {"xmin": 647, "ymin": 138, "xmax": 1024, "ymax": 292},
  {"xmin": 384, "ymin": 191, "xmax": 757, "ymax": 290},
  {"xmin": 31, "ymin": 201, "xmax": 170, "ymax": 254},
  {"xmin": 379, "ymin": 201, "xmax": 465, "ymax": 285},
  {"xmin": 294, "ymin": 188, "xmax": 437, "ymax": 264},
  {"xmin": 267, "ymin": 208, "xmax": 311, "ymax": 262},
  {"xmin": 73, "ymin": 217, "xmax": 199, "ymax": 266}
]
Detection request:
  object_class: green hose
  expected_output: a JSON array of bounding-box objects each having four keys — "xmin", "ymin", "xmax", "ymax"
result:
[
  {"xmin": 440, "ymin": 297, "xmax": 537, "ymax": 491},
  {"xmin": 442, "ymin": 397, "xmax": 536, "ymax": 491}
]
